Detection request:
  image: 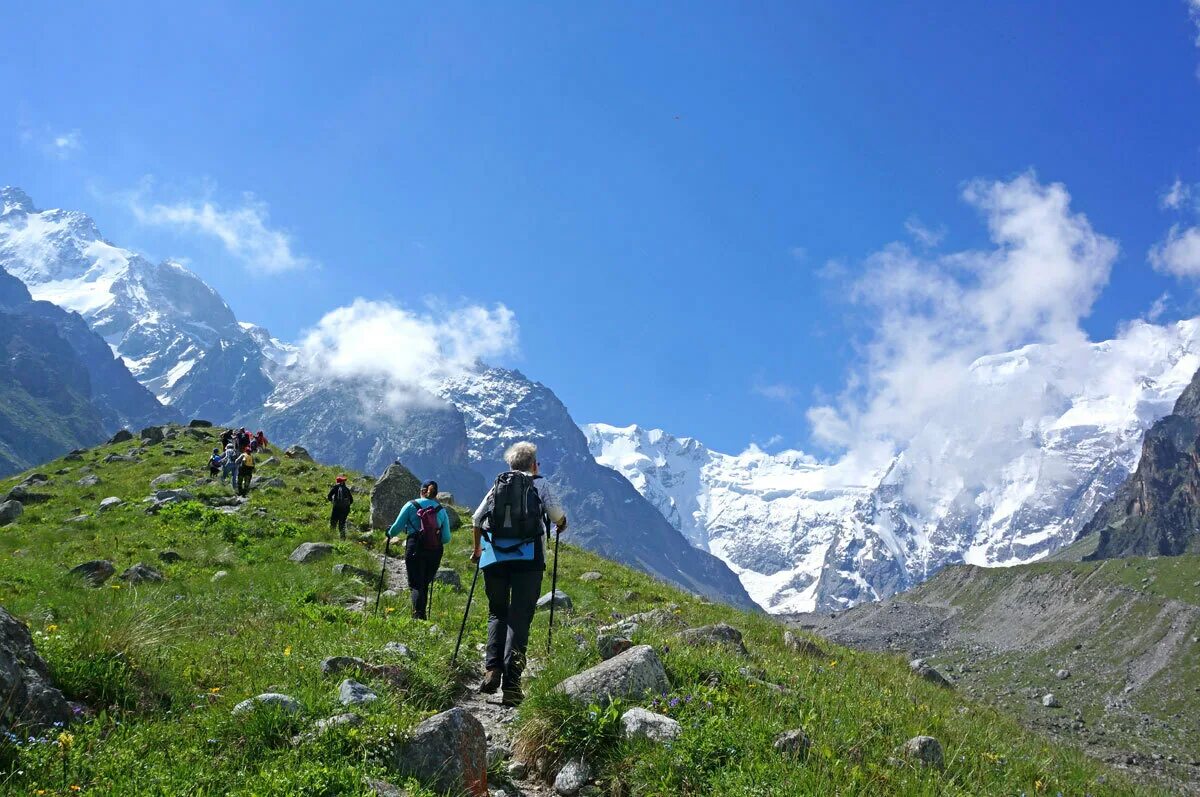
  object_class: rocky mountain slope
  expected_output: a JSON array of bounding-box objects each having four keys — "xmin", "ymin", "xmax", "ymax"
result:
[
  {"xmin": 0, "ymin": 265, "xmax": 172, "ymax": 474},
  {"xmin": 797, "ymin": 557, "xmax": 1200, "ymax": 795},
  {"xmin": 0, "ymin": 429, "xmax": 1149, "ymax": 795},
  {"xmin": 587, "ymin": 320, "xmax": 1200, "ymax": 613},
  {"xmin": 1080, "ymin": 363, "xmax": 1200, "ymax": 559}
]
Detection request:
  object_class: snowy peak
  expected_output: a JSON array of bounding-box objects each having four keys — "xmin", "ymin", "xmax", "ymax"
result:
[{"xmin": 0, "ymin": 186, "xmax": 35, "ymax": 216}]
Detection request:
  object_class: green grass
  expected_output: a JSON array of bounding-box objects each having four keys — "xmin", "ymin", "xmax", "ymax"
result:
[{"xmin": 0, "ymin": 427, "xmax": 1163, "ymax": 795}]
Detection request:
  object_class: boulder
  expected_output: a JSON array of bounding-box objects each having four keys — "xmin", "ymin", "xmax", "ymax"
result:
[
  {"xmin": 108, "ymin": 429, "xmax": 134, "ymax": 444},
  {"xmin": 909, "ymin": 659, "xmax": 952, "ymax": 689},
  {"xmin": 680, "ymin": 623, "xmax": 748, "ymax": 655},
  {"xmin": 150, "ymin": 473, "xmax": 182, "ymax": 488},
  {"xmin": 292, "ymin": 712, "xmax": 361, "ymax": 745},
  {"xmin": 1056, "ymin": 669, "xmax": 1071, "ymax": 680},
  {"xmin": 289, "ymin": 543, "xmax": 334, "ymax": 563},
  {"xmin": 537, "ymin": 590, "xmax": 573, "ymax": 611},
  {"xmin": 388, "ymin": 707, "xmax": 487, "ymax": 797},
  {"xmin": 783, "ymin": 630, "xmax": 826, "ymax": 658},
  {"xmin": 103, "ymin": 454, "xmax": 133, "ymax": 464},
  {"xmin": 626, "ymin": 607, "xmax": 682, "ymax": 627},
  {"xmin": 381, "ymin": 642, "xmax": 412, "ymax": 658},
  {"xmin": 321, "ymin": 656, "xmax": 367, "ymax": 677},
  {"xmin": 332, "ymin": 564, "xmax": 375, "ymax": 583},
  {"xmin": 433, "ymin": 568, "xmax": 463, "ymax": 590},
  {"xmin": 18, "ymin": 473, "xmax": 48, "ymax": 486},
  {"xmin": 447, "ymin": 510, "xmax": 462, "ymax": 531},
  {"xmin": 4, "ymin": 486, "xmax": 51, "ymax": 504},
  {"xmin": 69, "ymin": 560, "xmax": 116, "ymax": 587},
  {"xmin": 556, "ymin": 645, "xmax": 669, "ymax": 706},
  {"xmin": 76, "ymin": 474, "xmax": 100, "ymax": 488},
  {"xmin": 158, "ymin": 550, "xmax": 184, "ymax": 564},
  {"xmin": 64, "ymin": 449, "xmax": 85, "ymax": 461},
  {"xmin": 621, "ymin": 707, "xmax": 681, "ymax": 743},
  {"xmin": 554, "ymin": 758, "xmax": 591, "ymax": 796},
  {"xmin": 370, "ymin": 463, "xmax": 421, "ymax": 531},
  {"xmin": 900, "ymin": 735, "xmax": 944, "ymax": 770},
  {"xmin": 139, "ymin": 426, "xmax": 165, "ymax": 444},
  {"xmin": 597, "ymin": 634, "xmax": 633, "ymax": 661},
  {"xmin": 773, "ymin": 728, "xmax": 812, "ymax": 758},
  {"xmin": 507, "ymin": 761, "xmax": 528, "ymax": 779},
  {"xmin": 120, "ymin": 564, "xmax": 164, "ymax": 584},
  {"xmin": 98, "ymin": 497, "xmax": 123, "ymax": 511},
  {"xmin": 211, "ymin": 570, "xmax": 229, "ymax": 582},
  {"xmin": 1042, "ymin": 693, "xmax": 1061, "ymax": 708},
  {"xmin": 579, "ymin": 572, "xmax": 603, "ymax": 582},
  {"xmin": 0, "ymin": 606, "xmax": 73, "ymax": 729},
  {"xmin": 284, "ymin": 445, "xmax": 313, "ymax": 461},
  {"xmin": 251, "ymin": 476, "xmax": 286, "ymax": 489},
  {"xmin": 436, "ymin": 492, "xmax": 456, "ymax": 506},
  {"xmin": 338, "ymin": 678, "xmax": 378, "ymax": 706},
  {"xmin": 188, "ymin": 419, "xmax": 213, "ymax": 428},
  {"xmin": 232, "ymin": 693, "xmax": 302, "ymax": 717},
  {"xmin": 0, "ymin": 501, "xmax": 23, "ymax": 526}
]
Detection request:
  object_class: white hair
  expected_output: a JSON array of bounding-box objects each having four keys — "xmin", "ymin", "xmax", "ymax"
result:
[{"xmin": 504, "ymin": 441, "xmax": 538, "ymax": 472}]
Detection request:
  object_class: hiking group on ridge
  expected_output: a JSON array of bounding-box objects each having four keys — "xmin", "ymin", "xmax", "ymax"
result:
[{"xmin": 208, "ymin": 427, "xmax": 270, "ymax": 496}]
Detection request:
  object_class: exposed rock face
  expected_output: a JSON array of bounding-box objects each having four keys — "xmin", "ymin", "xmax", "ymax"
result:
[
  {"xmin": 1081, "ymin": 364, "xmax": 1200, "ymax": 558},
  {"xmin": 388, "ymin": 707, "xmax": 487, "ymax": 797},
  {"xmin": 556, "ymin": 645, "xmax": 669, "ymax": 706},
  {"xmin": 370, "ymin": 463, "xmax": 421, "ymax": 531},
  {"xmin": 0, "ymin": 605, "xmax": 73, "ymax": 730}
]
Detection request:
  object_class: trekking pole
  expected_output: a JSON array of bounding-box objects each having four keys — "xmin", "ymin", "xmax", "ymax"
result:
[
  {"xmin": 374, "ymin": 534, "xmax": 393, "ymax": 616},
  {"xmin": 547, "ymin": 527, "xmax": 561, "ymax": 655},
  {"xmin": 451, "ymin": 562, "xmax": 481, "ymax": 669}
]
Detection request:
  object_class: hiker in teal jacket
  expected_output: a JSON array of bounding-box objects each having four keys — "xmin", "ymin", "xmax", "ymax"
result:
[{"xmin": 388, "ymin": 480, "xmax": 451, "ymax": 620}]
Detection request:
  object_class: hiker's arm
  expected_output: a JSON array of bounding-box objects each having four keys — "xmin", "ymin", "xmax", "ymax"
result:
[
  {"xmin": 472, "ymin": 526, "xmax": 483, "ymax": 562},
  {"xmin": 470, "ymin": 489, "xmax": 492, "ymax": 562},
  {"xmin": 439, "ymin": 509, "xmax": 452, "ymax": 545},
  {"xmin": 387, "ymin": 503, "xmax": 411, "ymax": 539},
  {"xmin": 542, "ymin": 483, "xmax": 568, "ymax": 533}
]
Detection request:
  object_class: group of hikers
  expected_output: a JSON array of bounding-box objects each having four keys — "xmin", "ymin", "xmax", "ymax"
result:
[
  {"xmin": 207, "ymin": 427, "xmax": 270, "ymax": 496},
  {"xmin": 326, "ymin": 440, "xmax": 568, "ymax": 707}
]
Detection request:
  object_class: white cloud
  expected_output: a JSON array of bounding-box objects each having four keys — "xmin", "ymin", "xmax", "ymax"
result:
[
  {"xmin": 1150, "ymin": 224, "xmax": 1200, "ymax": 278},
  {"xmin": 809, "ymin": 172, "xmax": 1119, "ymax": 498},
  {"xmin": 128, "ymin": 186, "xmax": 309, "ymax": 274},
  {"xmin": 761, "ymin": 434, "xmax": 784, "ymax": 449},
  {"xmin": 297, "ymin": 298, "xmax": 518, "ymax": 410},
  {"xmin": 754, "ymin": 382, "xmax": 798, "ymax": 403},
  {"xmin": 1147, "ymin": 292, "xmax": 1171, "ymax": 322},
  {"xmin": 1161, "ymin": 178, "xmax": 1192, "ymax": 210},
  {"xmin": 19, "ymin": 123, "xmax": 82, "ymax": 160},
  {"xmin": 904, "ymin": 215, "xmax": 946, "ymax": 248}
]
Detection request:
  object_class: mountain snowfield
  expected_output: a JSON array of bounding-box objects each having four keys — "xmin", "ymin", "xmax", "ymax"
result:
[{"xmin": 587, "ymin": 318, "xmax": 1200, "ymax": 613}]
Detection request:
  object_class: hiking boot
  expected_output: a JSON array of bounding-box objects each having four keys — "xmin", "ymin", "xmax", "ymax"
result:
[
  {"xmin": 479, "ymin": 669, "xmax": 502, "ymax": 694},
  {"xmin": 501, "ymin": 686, "xmax": 524, "ymax": 707}
]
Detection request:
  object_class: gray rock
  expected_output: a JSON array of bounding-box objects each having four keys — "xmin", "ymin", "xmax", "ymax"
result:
[
  {"xmin": 370, "ymin": 463, "xmax": 421, "ymax": 531},
  {"xmin": 66, "ymin": 514, "xmax": 90, "ymax": 523},
  {"xmin": 597, "ymin": 634, "xmax": 633, "ymax": 661},
  {"xmin": 557, "ymin": 645, "xmax": 669, "ymax": 706},
  {"xmin": 0, "ymin": 500, "xmax": 23, "ymax": 526},
  {"xmin": 18, "ymin": 473, "xmax": 48, "ymax": 486},
  {"xmin": 70, "ymin": 560, "xmax": 115, "ymax": 586},
  {"xmin": 433, "ymin": 568, "xmax": 463, "ymax": 590},
  {"xmin": 321, "ymin": 656, "xmax": 367, "ymax": 676},
  {"xmin": 579, "ymin": 572, "xmax": 603, "ymax": 582},
  {"xmin": 139, "ymin": 426, "xmax": 165, "ymax": 444},
  {"xmin": 293, "ymin": 712, "xmax": 362, "ymax": 745},
  {"xmin": 680, "ymin": 623, "xmax": 748, "ymax": 655},
  {"xmin": 626, "ymin": 607, "xmax": 683, "ymax": 627},
  {"xmin": 146, "ymin": 489, "xmax": 194, "ymax": 508},
  {"xmin": 338, "ymin": 678, "xmax": 378, "ymax": 706},
  {"xmin": 4, "ymin": 486, "xmax": 51, "ymax": 504},
  {"xmin": 783, "ymin": 630, "xmax": 826, "ymax": 658},
  {"xmin": 381, "ymin": 642, "xmax": 412, "ymax": 658},
  {"xmin": 211, "ymin": 570, "xmax": 229, "ymax": 582},
  {"xmin": 103, "ymin": 454, "xmax": 133, "ymax": 464},
  {"xmin": 1042, "ymin": 693, "xmax": 1061, "ymax": 708},
  {"xmin": 900, "ymin": 735, "xmax": 944, "ymax": 770},
  {"xmin": 1056, "ymin": 668, "xmax": 1071, "ymax": 680},
  {"xmin": 537, "ymin": 589, "xmax": 572, "ymax": 611},
  {"xmin": 436, "ymin": 492, "xmax": 456, "ymax": 506},
  {"xmin": 188, "ymin": 419, "xmax": 213, "ymax": 428},
  {"xmin": 388, "ymin": 707, "xmax": 487, "ymax": 796},
  {"xmin": 487, "ymin": 742, "xmax": 512, "ymax": 767},
  {"xmin": 289, "ymin": 543, "xmax": 334, "ymax": 563},
  {"xmin": 120, "ymin": 564, "xmax": 164, "ymax": 584},
  {"xmin": 284, "ymin": 445, "xmax": 313, "ymax": 461},
  {"xmin": 621, "ymin": 707, "xmax": 681, "ymax": 743},
  {"xmin": 108, "ymin": 429, "xmax": 133, "ymax": 444},
  {"xmin": 64, "ymin": 449, "xmax": 85, "ymax": 461},
  {"xmin": 507, "ymin": 760, "xmax": 529, "ymax": 779},
  {"xmin": 76, "ymin": 474, "xmax": 100, "ymax": 488},
  {"xmin": 0, "ymin": 606, "xmax": 73, "ymax": 729},
  {"xmin": 150, "ymin": 472, "xmax": 182, "ymax": 488},
  {"xmin": 332, "ymin": 563, "xmax": 375, "ymax": 583},
  {"xmin": 158, "ymin": 550, "xmax": 184, "ymax": 564},
  {"xmin": 98, "ymin": 496, "xmax": 123, "ymax": 511},
  {"xmin": 232, "ymin": 692, "xmax": 302, "ymax": 716},
  {"xmin": 364, "ymin": 778, "xmax": 407, "ymax": 797},
  {"xmin": 261, "ymin": 456, "xmax": 279, "ymax": 466},
  {"xmin": 251, "ymin": 476, "xmax": 286, "ymax": 489},
  {"xmin": 447, "ymin": 510, "xmax": 462, "ymax": 531},
  {"xmin": 909, "ymin": 659, "xmax": 952, "ymax": 688},
  {"xmin": 773, "ymin": 728, "xmax": 812, "ymax": 758},
  {"xmin": 554, "ymin": 758, "xmax": 591, "ymax": 796}
]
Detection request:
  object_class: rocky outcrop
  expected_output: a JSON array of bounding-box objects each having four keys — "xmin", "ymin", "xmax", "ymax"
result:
[
  {"xmin": 370, "ymin": 463, "xmax": 421, "ymax": 531},
  {"xmin": 388, "ymin": 707, "xmax": 487, "ymax": 796},
  {"xmin": 0, "ymin": 606, "xmax": 73, "ymax": 731},
  {"xmin": 556, "ymin": 645, "xmax": 669, "ymax": 706}
]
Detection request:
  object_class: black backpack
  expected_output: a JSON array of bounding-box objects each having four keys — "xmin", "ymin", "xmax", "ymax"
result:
[
  {"xmin": 483, "ymin": 471, "xmax": 547, "ymax": 554},
  {"xmin": 331, "ymin": 484, "xmax": 352, "ymax": 508}
]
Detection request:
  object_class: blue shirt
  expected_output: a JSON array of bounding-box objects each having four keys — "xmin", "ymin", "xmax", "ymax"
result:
[{"xmin": 387, "ymin": 498, "xmax": 452, "ymax": 543}]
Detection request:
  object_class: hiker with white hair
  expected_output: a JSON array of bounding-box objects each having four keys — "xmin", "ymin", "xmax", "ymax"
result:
[{"xmin": 469, "ymin": 440, "xmax": 567, "ymax": 706}]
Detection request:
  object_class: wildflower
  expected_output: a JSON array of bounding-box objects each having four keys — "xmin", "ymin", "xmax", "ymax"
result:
[
  {"xmin": 36, "ymin": 790, "xmax": 45, "ymax": 795},
  {"xmin": 209, "ymin": 687, "xmax": 221, "ymax": 694},
  {"xmin": 829, "ymin": 660, "xmax": 838, "ymax": 667},
  {"xmin": 46, "ymin": 624, "xmax": 59, "ymax": 633},
  {"xmin": 283, "ymin": 645, "xmax": 292, "ymax": 656},
  {"xmin": 70, "ymin": 787, "xmax": 82, "ymax": 792},
  {"xmin": 385, "ymin": 607, "xmax": 395, "ymax": 614},
  {"xmin": 57, "ymin": 731, "xmax": 74, "ymax": 750},
  {"xmin": 109, "ymin": 584, "xmax": 122, "ymax": 590}
]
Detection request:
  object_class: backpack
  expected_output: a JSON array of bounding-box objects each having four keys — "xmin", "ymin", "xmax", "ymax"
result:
[
  {"xmin": 483, "ymin": 471, "xmax": 546, "ymax": 553},
  {"xmin": 410, "ymin": 501, "xmax": 443, "ymax": 551},
  {"xmin": 331, "ymin": 484, "xmax": 352, "ymax": 508},
  {"xmin": 243, "ymin": 452, "xmax": 255, "ymax": 468}
]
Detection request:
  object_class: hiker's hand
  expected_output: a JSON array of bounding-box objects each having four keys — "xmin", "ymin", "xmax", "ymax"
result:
[{"xmin": 471, "ymin": 546, "xmax": 482, "ymax": 563}]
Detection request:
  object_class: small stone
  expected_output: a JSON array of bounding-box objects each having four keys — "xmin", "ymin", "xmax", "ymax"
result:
[
  {"xmin": 98, "ymin": 496, "xmax": 124, "ymax": 511},
  {"xmin": 321, "ymin": 656, "xmax": 367, "ymax": 676},
  {"xmin": 338, "ymin": 678, "xmax": 378, "ymax": 706},
  {"xmin": 332, "ymin": 563, "xmax": 375, "ymax": 582},
  {"xmin": 381, "ymin": 642, "xmax": 412, "ymax": 658},
  {"xmin": 537, "ymin": 590, "xmax": 572, "ymax": 611},
  {"xmin": 64, "ymin": 449, "xmax": 85, "ymax": 461},
  {"xmin": 66, "ymin": 514, "xmax": 89, "ymax": 523},
  {"xmin": 158, "ymin": 550, "xmax": 184, "ymax": 563},
  {"xmin": 120, "ymin": 564, "xmax": 164, "ymax": 584},
  {"xmin": 1056, "ymin": 669, "xmax": 1071, "ymax": 680},
  {"xmin": 284, "ymin": 445, "xmax": 313, "ymax": 461},
  {"xmin": 232, "ymin": 693, "xmax": 301, "ymax": 716},
  {"xmin": 554, "ymin": 758, "xmax": 591, "ymax": 795},
  {"xmin": 436, "ymin": 491, "xmax": 456, "ymax": 506},
  {"xmin": 783, "ymin": 630, "xmax": 826, "ymax": 657},
  {"xmin": 579, "ymin": 572, "xmax": 603, "ymax": 582},
  {"xmin": 211, "ymin": 570, "xmax": 229, "ymax": 582},
  {"xmin": 909, "ymin": 658, "xmax": 952, "ymax": 688},
  {"xmin": 433, "ymin": 568, "xmax": 463, "ymax": 589},
  {"xmin": 4, "ymin": 485, "xmax": 51, "ymax": 504},
  {"xmin": 487, "ymin": 742, "xmax": 512, "ymax": 767},
  {"xmin": 680, "ymin": 623, "xmax": 748, "ymax": 655},
  {"xmin": 597, "ymin": 634, "xmax": 634, "ymax": 660},
  {"xmin": 150, "ymin": 472, "xmax": 182, "ymax": 488},
  {"xmin": 293, "ymin": 712, "xmax": 362, "ymax": 745},
  {"xmin": 0, "ymin": 500, "xmax": 23, "ymax": 526},
  {"xmin": 773, "ymin": 728, "xmax": 812, "ymax": 758},
  {"xmin": 289, "ymin": 542, "xmax": 334, "ymax": 563},
  {"xmin": 364, "ymin": 778, "xmax": 406, "ymax": 797},
  {"xmin": 69, "ymin": 559, "xmax": 116, "ymax": 586},
  {"xmin": 507, "ymin": 760, "xmax": 528, "ymax": 779},
  {"xmin": 901, "ymin": 735, "xmax": 944, "ymax": 770},
  {"xmin": 1042, "ymin": 693, "xmax": 1061, "ymax": 708},
  {"xmin": 621, "ymin": 707, "xmax": 681, "ymax": 743},
  {"xmin": 77, "ymin": 474, "xmax": 100, "ymax": 487},
  {"xmin": 251, "ymin": 476, "xmax": 286, "ymax": 489}
]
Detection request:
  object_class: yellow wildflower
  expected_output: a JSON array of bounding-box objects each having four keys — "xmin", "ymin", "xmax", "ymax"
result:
[
  {"xmin": 209, "ymin": 686, "xmax": 221, "ymax": 694},
  {"xmin": 45, "ymin": 624, "xmax": 59, "ymax": 633},
  {"xmin": 385, "ymin": 607, "xmax": 395, "ymax": 613},
  {"xmin": 283, "ymin": 646, "xmax": 292, "ymax": 657}
]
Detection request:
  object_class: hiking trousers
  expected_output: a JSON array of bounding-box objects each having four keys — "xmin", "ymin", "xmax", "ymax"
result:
[
  {"xmin": 403, "ymin": 538, "xmax": 443, "ymax": 620},
  {"xmin": 330, "ymin": 504, "xmax": 351, "ymax": 538},
  {"xmin": 238, "ymin": 466, "xmax": 254, "ymax": 494},
  {"xmin": 483, "ymin": 565, "xmax": 543, "ymax": 691},
  {"xmin": 226, "ymin": 464, "xmax": 240, "ymax": 490}
]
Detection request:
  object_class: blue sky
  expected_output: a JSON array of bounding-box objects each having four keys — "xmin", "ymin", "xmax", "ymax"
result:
[{"xmin": 5, "ymin": 2, "xmax": 1200, "ymax": 455}]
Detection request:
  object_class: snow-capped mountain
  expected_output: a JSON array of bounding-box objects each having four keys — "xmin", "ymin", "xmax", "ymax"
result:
[
  {"xmin": 587, "ymin": 319, "xmax": 1200, "ymax": 613},
  {"xmin": 0, "ymin": 186, "xmax": 275, "ymax": 419}
]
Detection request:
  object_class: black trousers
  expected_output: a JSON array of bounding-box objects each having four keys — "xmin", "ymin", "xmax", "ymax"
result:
[
  {"xmin": 330, "ymin": 504, "xmax": 350, "ymax": 537},
  {"xmin": 483, "ymin": 565, "xmax": 543, "ymax": 690},
  {"xmin": 404, "ymin": 539, "xmax": 443, "ymax": 620},
  {"xmin": 238, "ymin": 466, "xmax": 254, "ymax": 494}
]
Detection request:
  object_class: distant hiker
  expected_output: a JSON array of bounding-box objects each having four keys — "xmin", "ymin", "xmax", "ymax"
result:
[
  {"xmin": 237, "ymin": 447, "xmax": 255, "ymax": 495},
  {"xmin": 472, "ymin": 441, "xmax": 567, "ymax": 706},
  {"xmin": 255, "ymin": 430, "xmax": 269, "ymax": 452},
  {"xmin": 220, "ymin": 428, "xmax": 234, "ymax": 449},
  {"xmin": 223, "ymin": 444, "xmax": 240, "ymax": 490},
  {"xmin": 236, "ymin": 428, "xmax": 251, "ymax": 451},
  {"xmin": 388, "ymin": 480, "xmax": 451, "ymax": 620},
  {"xmin": 327, "ymin": 475, "xmax": 354, "ymax": 540},
  {"xmin": 208, "ymin": 447, "xmax": 223, "ymax": 478}
]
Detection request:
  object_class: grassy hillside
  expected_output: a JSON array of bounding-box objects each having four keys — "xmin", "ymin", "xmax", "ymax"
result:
[
  {"xmin": 0, "ymin": 426, "xmax": 1157, "ymax": 795},
  {"xmin": 808, "ymin": 558, "xmax": 1200, "ymax": 795}
]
